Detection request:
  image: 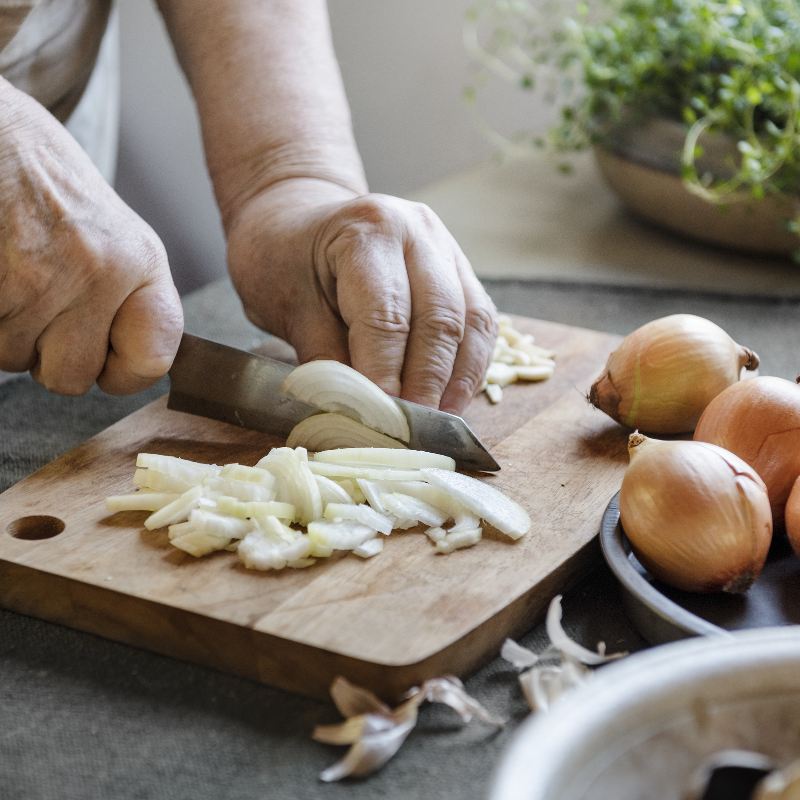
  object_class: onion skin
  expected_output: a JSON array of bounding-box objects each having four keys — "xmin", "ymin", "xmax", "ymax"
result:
[
  {"xmin": 694, "ymin": 376, "xmax": 800, "ymax": 527},
  {"xmin": 620, "ymin": 434, "xmax": 772, "ymax": 594},
  {"xmin": 590, "ymin": 314, "xmax": 759, "ymax": 434},
  {"xmin": 783, "ymin": 476, "xmax": 800, "ymax": 556}
]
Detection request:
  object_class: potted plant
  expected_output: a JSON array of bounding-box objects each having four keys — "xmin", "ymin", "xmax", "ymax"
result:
[{"xmin": 465, "ymin": 0, "xmax": 800, "ymax": 257}]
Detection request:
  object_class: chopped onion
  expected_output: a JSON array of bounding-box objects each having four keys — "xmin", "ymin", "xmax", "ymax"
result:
[
  {"xmin": 106, "ymin": 492, "xmax": 179, "ymax": 513},
  {"xmin": 203, "ymin": 476, "xmax": 276, "ymax": 502},
  {"xmin": 353, "ymin": 538, "xmax": 384, "ymax": 559},
  {"xmin": 286, "ymin": 413, "xmax": 407, "ymax": 451},
  {"xmin": 307, "ymin": 520, "xmax": 377, "ymax": 551},
  {"xmin": 435, "ymin": 527, "xmax": 482, "ymax": 554},
  {"xmin": 282, "ymin": 360, "xmax": 410, "ymax": 442},
  {"xmin": 133, "ymin": 468, "xmax": 192, "ymax": 494},
  {"xmin": 238, "ymin": 525, "xmax": 311, "ymax": 570},
  {"xmin": 144, "ymin": 486, "xmax": 210, "ymax": 530},
  {"xmin": 425, "ymin": 526, "xmax": 447, "ymax": 543},
  {"xmin": 381, "ymin": 493, "xmax": 448, "ymax": 528},
  {"xmin": 315, "ymin": 475, "xmax": 354, "ymax": 505},
  {"xmin": 309, "ymin": 462, "xmax": 423, "ymax": 482},
  {"xmin": 420, "ymin": 468, "xmax": 531, "ymax": 539},
  {"xmin": 112, "ymin": 444, "xmax": 533, "ymax": 572},
  {"xmin": 214, "ymin": 497, "xmax": 296, "ymax": 523},
  {"xmin": 218, "ymin": 463, "xmax": 276, "ymax": 488},
  {"xmin": 136, "ymin": 453, "xmax": 220, "ymax": 484},
  {"xmin": 324, "ymin": 503, "xmax": 394, "ymax": 535},
  {"xmin": 314, "ymin": 448, "xmax": 455, "ymax": 472},
  {"xmin": 256, "ymin": 447, "xmax": 322, "ymax": 525}
]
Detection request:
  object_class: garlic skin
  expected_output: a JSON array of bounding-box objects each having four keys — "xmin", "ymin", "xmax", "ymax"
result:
[
  {"xmin": 590, "ymin": 314, "xmax": 759, "ymax": 434},
  {"xmin": 620, "ymin": 434, "xmax": 772, "ymax": 594}
]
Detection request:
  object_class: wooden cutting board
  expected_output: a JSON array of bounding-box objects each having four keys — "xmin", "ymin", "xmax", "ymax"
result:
[{"xmin": 0, "ymin": 316, "xmax": 627, "ymax": 700}]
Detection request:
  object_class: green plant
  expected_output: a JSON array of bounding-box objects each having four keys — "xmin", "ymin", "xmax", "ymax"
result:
[{"xmin": 465, "ymin": 0, "xmax": 800, "ymax": 224}]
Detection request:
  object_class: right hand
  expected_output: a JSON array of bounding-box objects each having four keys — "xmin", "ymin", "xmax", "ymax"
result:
[{"xmin": 0, "ymin": 78, "xmax": 183, "ymax": 395}]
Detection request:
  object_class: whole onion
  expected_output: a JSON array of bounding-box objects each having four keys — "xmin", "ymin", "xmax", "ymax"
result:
[
  {"xmin": 590, "ymin": 314, "xmax": 759, "ymax": 434},
  {"xmin": 620, "ymin": 434, "xmax": 772, "ymax": 594},
  {"xmin": 694, "ymin": 376, "xmax": 800, "ymax": 527}
]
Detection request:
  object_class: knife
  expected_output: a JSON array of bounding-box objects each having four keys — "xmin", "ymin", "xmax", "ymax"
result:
[{"xmin": 167, "ymin": 333, "xmax": 500, "ymax": 472}]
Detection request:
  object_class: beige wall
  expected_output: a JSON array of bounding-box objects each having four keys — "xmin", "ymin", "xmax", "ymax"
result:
[{"xmin": 115, "ymin": 1, "xmax": 545, "ymax": 294}]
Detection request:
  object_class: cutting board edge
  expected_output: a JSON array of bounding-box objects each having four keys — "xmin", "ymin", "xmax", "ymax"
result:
[{"xmin": 0, "ymin": 538, "xmax": 600, "ymax": 701}]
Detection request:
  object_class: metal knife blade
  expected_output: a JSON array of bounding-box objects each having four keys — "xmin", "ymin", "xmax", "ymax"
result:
[{"xmin": 167, "ymin": 333, "xmax": 500, "ymax": 472}]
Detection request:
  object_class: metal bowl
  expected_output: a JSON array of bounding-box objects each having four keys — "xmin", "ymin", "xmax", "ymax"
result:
[
  {"xmin": 599, "ymin": 492, "xmax": 800, "ymax": 644},
  {"xmin": 491, "ymin": 627, "xmax": 800, "ymax": 800}
]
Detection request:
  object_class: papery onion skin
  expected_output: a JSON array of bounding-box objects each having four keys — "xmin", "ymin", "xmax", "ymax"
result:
[
  {"xmin": 590, "ymin": 314, "xmax": 759, "ymax": 434},
  {"xmin": 784, "ymin": 475, "xmax": 800, "ymax": 556},
  {"xmin": 694, "ymin": 376, "xmax": 800, "ymax": 527},
  {"xmin": 620, "ymin": 434, "xmax": 772, "ymax": 594}
]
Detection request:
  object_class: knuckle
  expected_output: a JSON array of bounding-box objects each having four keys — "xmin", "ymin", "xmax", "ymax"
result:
[
  {"xmin": 337, "ymin": 194, "xmax": 401, "ymax": 236},
  {"xmin": 465, "ymin": 303, "xmax": 499, "ymax": 341},
  {"xmin": 417, "ymin": 306, "xmax": 465, "ymax": 343},
  {"xmin": 412, "ymin": 201, "xmax": 440, "ymax": 228},
  {"xmin": 357, "ymin": 306, "xmax": 411, "ymax": 336}
]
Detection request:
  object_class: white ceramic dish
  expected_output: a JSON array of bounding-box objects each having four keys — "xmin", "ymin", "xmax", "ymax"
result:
[{"xmin": 491, "ymin": 627, "xmax": 800, "ymax": 800}]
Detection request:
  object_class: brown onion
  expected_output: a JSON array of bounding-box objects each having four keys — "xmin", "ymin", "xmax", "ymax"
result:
[
  {"xmin": 590, "ymin": 314, "xmax": 759, "ymax": 434},
  {"xmin": 694, "ymin": 376, "xmax": 800, "ymax": 527},
  {"xmin": 784, "ymin": 476, "xmax": 800, "ymax": 556},
  {"xmin": 620, "ymin": 433, "xmax": 772, "ymax": 593}
]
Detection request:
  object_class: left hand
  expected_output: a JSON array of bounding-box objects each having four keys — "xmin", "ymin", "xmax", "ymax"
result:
[{"xmin": 226, "ymin": 179, "xmax": 498, "ymax": 414}]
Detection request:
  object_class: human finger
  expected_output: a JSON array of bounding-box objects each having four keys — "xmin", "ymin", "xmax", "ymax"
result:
[
  {"xmin": 399, "ymin": 234, "xmax": 466, "ymax": 408},
  {"xmin": 97, "ymin": 276, "xmax": 183, "ymax": 395},
  {"xmin": 334, "ymin": 234, "xmax": 412, "ymax": 397},
  {"xmin": 439, "ymin": 252, "xmax": 498, "ymax": 414}
]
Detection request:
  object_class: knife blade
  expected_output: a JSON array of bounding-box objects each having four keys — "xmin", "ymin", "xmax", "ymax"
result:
[{"xmin": 167, "ymin": 333, "xmax": 500, "ymax": 472}]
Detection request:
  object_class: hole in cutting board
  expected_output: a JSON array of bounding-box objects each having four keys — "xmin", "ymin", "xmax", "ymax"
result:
[{"xmin": 7, "ymin": 515, "xmax": 65, "ymax": 540}]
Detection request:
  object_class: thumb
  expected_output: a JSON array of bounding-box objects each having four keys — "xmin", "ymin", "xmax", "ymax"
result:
[{"xmin": 97, "ymin": 276, "xmax": 183, "ymax": 395}]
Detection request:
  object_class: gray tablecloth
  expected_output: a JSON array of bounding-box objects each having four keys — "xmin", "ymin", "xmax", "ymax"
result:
[{"xmin": 1, "ymin": 278, "xmax": 798, "ymax": 800}]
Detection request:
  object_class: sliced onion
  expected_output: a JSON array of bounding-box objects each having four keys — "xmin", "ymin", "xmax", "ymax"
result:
[
  {"xmin": 324, "ymin": 502, "xmax": 394, "ymax": 535},
  {"xmin": 256, "ymin": 447, "xmax": 322, "ymax": 525},
  {"xmin": 238, "ymin": 525, "xmax": 311, "ymax": 570},
  {"xmin": 313, "ymin": 448, "xmax": 454, "ymax": 471},
  {"xmin": 545, "ymin": 594, "xmax": 625, "ymax": 665},
  {"xmin": 420, "ymin": 468, "xmax": 531, "ymax": 539},
  {"xmin": 214, "ymin": 497, "xmax": 296, "ymax": 522},
  {"xmin": 106, "ymin": 492, "xmax": 179, "ymax": 513},
  {"xmin": 434, "ymin": 527, "xmax": 482, "ymax": 553},
  {"xmin": 307, "ymin": 520, "xmax": 377, "ymax": 550},
  {"xmin": 315, "ymin": 475, "xmax": 354, "ymax": 505},
  {"xmin": 282, "ymin": 360, "xmax": 410, "ymax": 442},
  {"xmin": 381, "ymin": 493, "xmax": 448, "ymax": 528},
  {"xmin": 287, "ymin": 413, "xmax": 407, "ymax": 451},
  {"xmin": 353, "ymin": 538, "xmax": 385, "ymax": 559},
  {"xmin": 309, "ymin": 462, "xmax": 423, "ymax": 482},
  {"xmin": 136, "ymin": 453, "xmax": 220, "ymax": 485}
]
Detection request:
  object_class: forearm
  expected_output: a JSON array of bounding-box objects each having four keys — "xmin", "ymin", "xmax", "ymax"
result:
[{"xmin": 156, "ymin": 0, "xmax": 368, "ymax": 230}]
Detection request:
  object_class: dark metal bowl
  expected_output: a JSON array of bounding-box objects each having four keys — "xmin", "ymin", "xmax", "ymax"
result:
[{"xmin": 599, "ymin": 492, "xmax": 800, "ymax": 644}]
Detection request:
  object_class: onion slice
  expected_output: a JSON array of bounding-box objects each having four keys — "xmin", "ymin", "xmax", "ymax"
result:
[
  {"xmin": 420, "ymin": 468, "xmax": 531, "ymax": 539},
  {"xmin": 282, "ymin": 360, "xmax": 410, "ymax": 443},
  {"xmin": 286, "ymin": 413, "xmax": 407, "ymax": 451},
  {"xmin": 314, "ymin": 448, "xmax": 454, "ymax": 471}
]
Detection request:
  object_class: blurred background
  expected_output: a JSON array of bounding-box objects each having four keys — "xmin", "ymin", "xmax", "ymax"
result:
[{"xmin": 115, "ymin": 0, "xmax": 544, "ymax": 295}]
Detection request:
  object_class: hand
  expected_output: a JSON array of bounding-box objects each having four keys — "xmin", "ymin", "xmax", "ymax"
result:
[
  {"xmin": 226, "ymin": 180, "xmax": 498, "ymax": 414},
  {"xmin": 0, "ymin": 79, "xmax": 183, "ymax": 395}
]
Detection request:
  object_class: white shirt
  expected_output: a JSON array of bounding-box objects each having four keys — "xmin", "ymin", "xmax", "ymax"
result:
[{"xmin": 0, "ymin": 0, "xmax": 119, "ymax": 181}]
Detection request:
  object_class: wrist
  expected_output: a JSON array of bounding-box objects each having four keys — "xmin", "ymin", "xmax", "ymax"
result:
[{"xmin": 211, "ymin": 140, "xmax": 367, "ymax": 234}]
